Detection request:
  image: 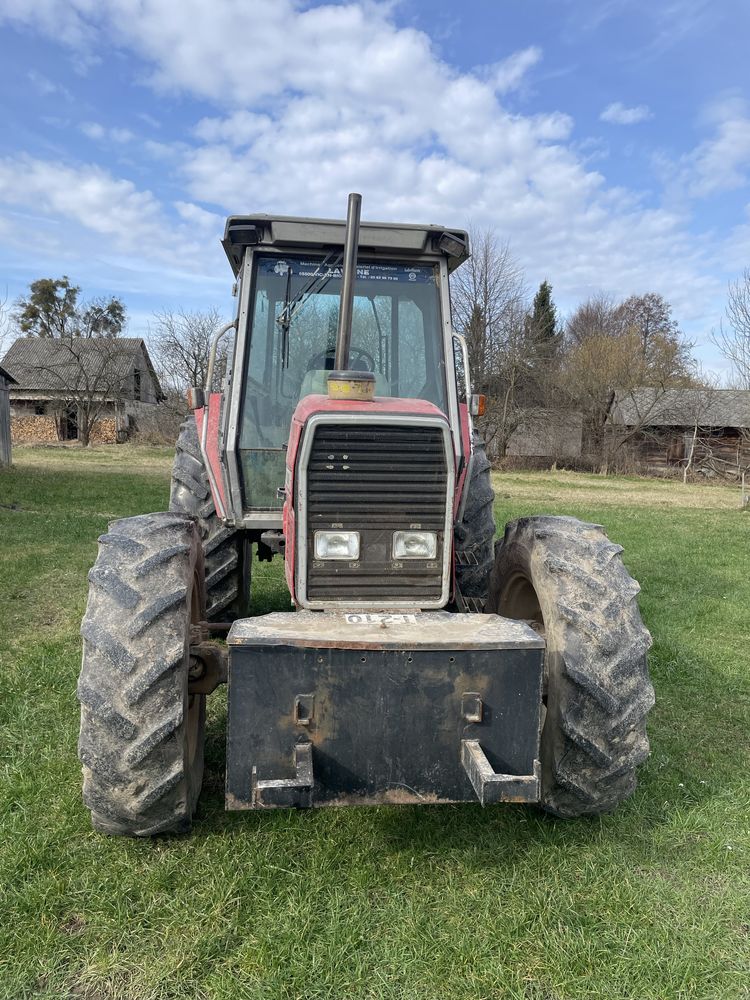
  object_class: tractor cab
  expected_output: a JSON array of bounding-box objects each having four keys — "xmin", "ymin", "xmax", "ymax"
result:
[{"xmin": 217, "ymin": 212, "xmax": 472, "ymax": 523}]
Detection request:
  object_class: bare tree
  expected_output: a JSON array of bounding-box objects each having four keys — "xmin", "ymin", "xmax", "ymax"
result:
[
  {"xmin": 678, "ymin": 376, "xmax": 722, "ymax": 483},
  {"xmin": 478, "ymin": 298, "xmax": 534, "ymax": 458},
  {"xmin": 450, "ymin": 229, "xmax": 527, "ymax": 392},
  {"xmin": 565, "ymin": 292, "xmax": 620, "ymax": 346},
  {"xmin": 562, "ymin": 326, "xmax": 641, "ymax": 466},
  {"xmin": 149, "ymin": 308, "xmax": 229, "ymax": 397},
  {"xmin": 0, "ymin": 294, "xmax": 12, "ymax": 357},
  {"xmin": 562, "ymin": 293, "xmax": 696, "ymax": 470},
  {"xmin": 710, "ymin": 271, "xmax": 750, "ymax": 504},
  {"xmin": 616, "ymin": 292, "xmax": 682, "ymax": 366},
  {"xmin": 450, "ymin": 229, "xmax": 537, "ymax": 458},
  {"xmin": 712, "ymin": 269, "xmax": 750, "ymax": 389}
]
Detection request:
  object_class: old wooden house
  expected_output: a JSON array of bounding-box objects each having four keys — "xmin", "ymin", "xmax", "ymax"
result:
[
  {"xmin": 1, "ymin": 337, "xmax": 162, "ymax": 444},
  {"xmin": 608, "ymin": 387, "xmax": 750, "ymax": 476}
]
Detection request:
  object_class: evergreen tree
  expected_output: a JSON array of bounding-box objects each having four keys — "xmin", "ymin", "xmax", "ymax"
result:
[{"xmin": 527, "ymin": 280, "xmax": 559, "ymax": 356}]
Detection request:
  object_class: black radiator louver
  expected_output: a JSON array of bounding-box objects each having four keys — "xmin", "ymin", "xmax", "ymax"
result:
[{"xmin": 305, "ymin": 423, "xmax": 449, "ymax": 604}]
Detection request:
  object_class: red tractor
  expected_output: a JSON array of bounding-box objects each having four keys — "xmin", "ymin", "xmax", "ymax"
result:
[{"xmin": 78, "ymin": 195, "xmax": 654, "ymax": 835}]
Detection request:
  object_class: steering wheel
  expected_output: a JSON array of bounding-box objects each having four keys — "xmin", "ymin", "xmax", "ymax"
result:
[{"xmin": 306, "ymin": 347, "xmax": 376, "ymax": 373}]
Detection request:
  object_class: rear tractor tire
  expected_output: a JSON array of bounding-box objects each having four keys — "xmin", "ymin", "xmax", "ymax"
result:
[
  {"xmin": 487, "ymin": 515, "xmax": 654, "ymax": 817},
  {"xmin": 78, "ymin": 513, "xmax": 206, "ymax": 836},
  {"xmin": 169, "ymin": 417, "xmax": 249, "ymax": 621},
  {"xmin": 454, "ymin": 432, "xmax": 495, "ymax": 610}
]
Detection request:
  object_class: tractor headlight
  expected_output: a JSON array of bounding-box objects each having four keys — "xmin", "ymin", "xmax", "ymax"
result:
[
  {"xmin": 392, "ymin": 530, "xmax": 437, "ymax": 560},
  {"xmin": 314, "ymin": 530, "xmax": 360, "ymax": 560}
]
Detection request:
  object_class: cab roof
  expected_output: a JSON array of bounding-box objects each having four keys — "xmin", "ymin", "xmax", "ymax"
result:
[{"xmin": 221, "ymin": 213, "xmax": 470, "ymax": 276}]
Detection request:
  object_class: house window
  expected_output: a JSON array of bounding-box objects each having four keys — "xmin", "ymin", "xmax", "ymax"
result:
[
  {"xmin": 35, "ymin": 403, "xmax": 45, "ymax": 416},
  {"xmin": 133, "ymin": 368, "xmax": 142, "ymax": 402}
]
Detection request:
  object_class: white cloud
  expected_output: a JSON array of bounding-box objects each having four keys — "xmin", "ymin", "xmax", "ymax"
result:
[
  {"xmin": 685, "ymin": 96, "xmax": 750, "ymax": 197},
  {"xmin": 136, "ymin": 111, "xmax": 161, "ymax": 130},
  {"xmin": 600, "ymin": 102, "xmax": 653, "ymax": 125},
  {"xmin": 194, "ymin": 110, "xmax": 272, "ymax": 147},
  {"xmin": 0, "ymin": 0, "xmax": 96, "ymax": 48},
  {"xmin": 27, "ymin": 69, "xmax": 71, "ymax": 100},
  {"xmin": 0, "ymin": 155, "xmax": 234, "ymax": 304},
  {"xmin": 80, "ymin": 121, "xmax": 136, "ymax": 143},
  {"xmin": 0, "ymin": 156, "xmax": 165, "ymax": 249},
  {"xmin": 490, "ymin": 46, "xmax": 542, "ymax": 94},
  {"xmin": 688, "ymin": 117, "xmax": 750, "ymax": 196},
  {"xmin": 724, "ymin": 202, "xmax": 750, "ymax": 272},
  {"xmin": 0, "ymin": 0, "xmax": 733, "ymax": 335},
  {"xmin": 110, "ymin": 127, "xmax": 135, "ymax": 143},
  {"xmin": 174, "ymin": 200, "xmax": 223, "ymax": 232},
  {"xmin": 142, "ymin": 138, "xmax": 184, "ymax": 161},
  {"xmin": 657, "ymin": 96, "xmax": 750, "ymax": 199},
  {"xmin": 80, "ymin": 121, "xmax": 105, "ymax": 140}
]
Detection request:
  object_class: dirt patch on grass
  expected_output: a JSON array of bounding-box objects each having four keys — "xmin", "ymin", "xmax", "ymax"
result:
[{"xmin": 492, "ymin": 470, "xmax": 741, "ymax": 511}]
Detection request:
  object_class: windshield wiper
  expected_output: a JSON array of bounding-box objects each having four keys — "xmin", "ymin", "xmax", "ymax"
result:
[{"xmin": 276, "ymin": 251, "xmax": 343, "ymax": 367}]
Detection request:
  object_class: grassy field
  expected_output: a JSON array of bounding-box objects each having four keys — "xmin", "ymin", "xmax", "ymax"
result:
[{"xmin": 1, "ymin": 446, "xmax": 748, "ymax": 1000}]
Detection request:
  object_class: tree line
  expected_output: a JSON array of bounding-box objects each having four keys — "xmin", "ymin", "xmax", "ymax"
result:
[
  {"xmin": 2, "ymin": 255, "xmax": 750, "ymax": 460},
  {"xmin": 451, "ymin": 229, "xmax": 703, "ymax": 468}
]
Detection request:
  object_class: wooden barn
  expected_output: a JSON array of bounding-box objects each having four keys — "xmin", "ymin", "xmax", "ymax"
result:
[
  {"xmin": 1, "ymin": 337, "xmax": 162, "ymax": 445},
  {"xmin": 608, "ymin": 387, "xmax": 750, "ymax": 476},
  {"xmin": 0, "ymin": 364, "xmax": 18, "ymax": 466}
]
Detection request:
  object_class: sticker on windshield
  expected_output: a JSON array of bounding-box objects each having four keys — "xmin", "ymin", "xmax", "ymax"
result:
[
  {"xmin": 258, "ymin": 257, "xmax": 435, "ymax": 284},
  {"xmin": 345, "ymin": 613, "xmax": 418, "ymax": 625}
]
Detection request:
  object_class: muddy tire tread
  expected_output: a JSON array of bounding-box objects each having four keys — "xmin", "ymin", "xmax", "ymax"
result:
[
  {"xmin": 78, "ymin": 513, "xmax": 205, "ymax": 836},
  {"xmin": 169, "ymin": 418, "xmax": 246, "ymax": 619},
  {"xmin": 488, "ymin": 514, "xmax": 654, "ymax": 817},
  {"xmin": 454, "ymin": 432, "xmax": 496, "ymax": 601}
]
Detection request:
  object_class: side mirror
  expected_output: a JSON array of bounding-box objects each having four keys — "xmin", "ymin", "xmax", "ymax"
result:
[{"xmin": 186, "ymin": 386, "xmax": 205, "ymax": 411}]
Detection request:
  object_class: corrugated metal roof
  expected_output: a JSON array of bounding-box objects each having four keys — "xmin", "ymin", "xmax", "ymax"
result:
[
  {"xmin": 1, "ymin": 337, "xmax": 161, "ymax": 396},
  {"xmin": 609, "ymin": 387, "xmax": 750, "ymax": 428},
  {"xmin": 0, "ymin": 364, "xmax": 18, "ymax": 385}
]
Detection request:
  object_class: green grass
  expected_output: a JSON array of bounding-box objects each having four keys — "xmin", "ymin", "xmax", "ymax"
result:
[{"xmin": 1, "ymin": 447, "xmax": 748, "ymax": 1000}]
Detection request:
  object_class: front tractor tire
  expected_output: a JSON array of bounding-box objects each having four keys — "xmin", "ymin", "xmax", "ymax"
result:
[
  {"xmin": 169, "ymin": 417, "xmax": 248, "ymax": 621},
  {"xmin": 454, "ymin": 432, "xmax": 496, "ymax": 609},
  {"xmin": 487, "ymin": 515, "xmax": 654, "ymax": 818},
  {"xmin": 78, "ymin": 513, "xmax": 206, "ymax": 836}
]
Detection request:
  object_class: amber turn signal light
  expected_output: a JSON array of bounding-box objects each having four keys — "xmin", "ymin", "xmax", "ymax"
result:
[{"xmin": 470, "ymin": 393, "xmax": 486, "ymax": 417}]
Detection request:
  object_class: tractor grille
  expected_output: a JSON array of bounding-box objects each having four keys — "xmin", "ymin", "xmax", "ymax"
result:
[{"xmin": 303, "ymin": 422, "xmax": 450, "ymax": 605}]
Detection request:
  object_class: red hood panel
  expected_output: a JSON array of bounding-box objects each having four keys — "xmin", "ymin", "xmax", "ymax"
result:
[{"xmin": 292, "ymin": 393, "xmax": 449, "ymax": 423}]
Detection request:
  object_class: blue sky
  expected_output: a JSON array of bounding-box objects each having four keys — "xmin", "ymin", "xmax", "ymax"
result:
[{"xmin": 0, "ymin": 0, "xmax": 748, "ymax": 373}]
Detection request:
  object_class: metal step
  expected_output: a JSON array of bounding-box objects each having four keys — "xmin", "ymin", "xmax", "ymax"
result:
[{"xmin": 455, "ymin": 591, "xmax": 486, "ymax": 614}]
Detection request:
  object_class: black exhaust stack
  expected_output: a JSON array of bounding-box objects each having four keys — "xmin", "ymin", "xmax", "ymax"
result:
[{"xmin": 333, "ymin": 192, "xmax": 362, "ymax": 372}]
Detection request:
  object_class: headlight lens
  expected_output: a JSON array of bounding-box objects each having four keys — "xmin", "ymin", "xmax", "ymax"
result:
[
  {"xmin": 392, "ymin": 530, "xmax": 437, "ymax": 560},
  {"xmin": 314, "ymin": 530, "xmax": 360, "ymax": 560}
]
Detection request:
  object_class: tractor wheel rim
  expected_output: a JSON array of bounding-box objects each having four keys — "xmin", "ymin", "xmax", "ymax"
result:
[{"xmin": 499, "ymin": 571, "xmax": 544, "ymax": 634}]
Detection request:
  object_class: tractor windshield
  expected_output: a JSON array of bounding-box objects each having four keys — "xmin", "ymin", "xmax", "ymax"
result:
[{"xmin": 239, "ymin": 253, "xmax": 448, "ymax": 510}]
